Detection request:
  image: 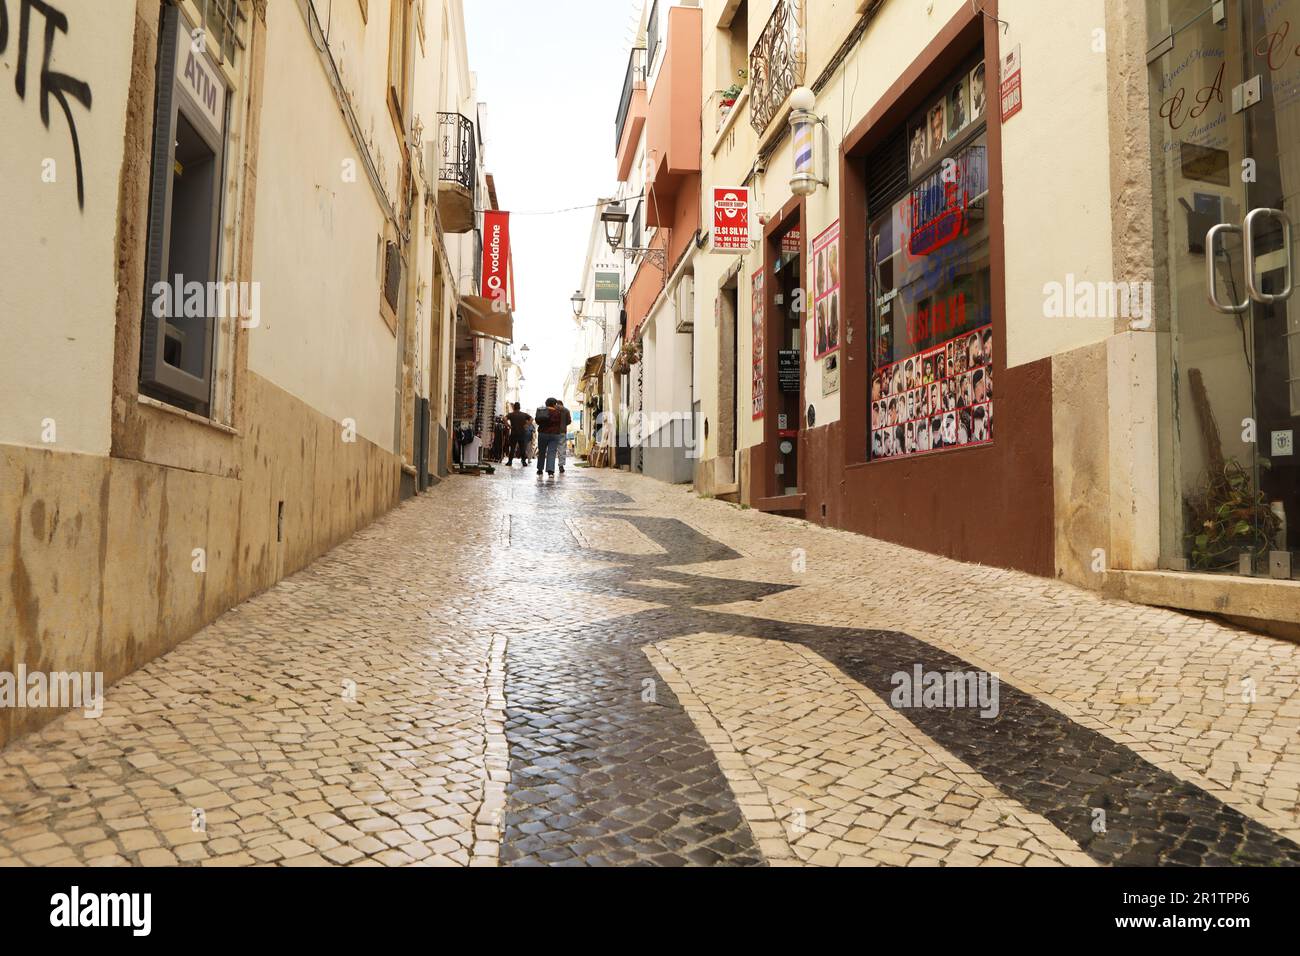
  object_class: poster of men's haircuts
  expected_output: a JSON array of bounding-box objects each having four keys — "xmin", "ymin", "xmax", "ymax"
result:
[
  {"xmin": 752, "ymin": 271, "xmax": 766, "ymax": 421},
  {"xmin": 970, "ymin": 61, "xmax": 987, "ymax": 118},
  {"xmin": 869, "ymin": 323, "xmax": 993, "ymax": 460},
  {"xmin": 811, "ymin": 221, "xmax": 841, "ymax": 360},
  {"xmin": 911, "ymin": 60, "xmax": 985, "ymax": 175}
]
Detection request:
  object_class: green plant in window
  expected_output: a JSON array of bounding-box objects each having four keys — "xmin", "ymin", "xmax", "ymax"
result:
[
  {"xmin": 1186, "ymin": 458, "xmax": 1280, "ymax": 571},
  {"xmin": 720, "ymin": 70, "xmax": 748, "ymax": 106}
]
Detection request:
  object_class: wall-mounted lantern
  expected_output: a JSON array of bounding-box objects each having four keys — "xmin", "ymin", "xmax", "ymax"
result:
[{"xmin": 601, "ymin": 202, "xmax": 630, "ymax": 251}]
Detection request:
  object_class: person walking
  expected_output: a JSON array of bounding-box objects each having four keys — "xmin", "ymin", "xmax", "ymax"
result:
[
  {"xmin": 555, "ymin": 400, "xmax": 574, "ymax": 474},
  {"xmin": 505, "ymin": 403, "xmax": 531, "ymax": 467},
  {"xmin": 534, "ymin": 398, "xmax": 566, "ymax": 477}
]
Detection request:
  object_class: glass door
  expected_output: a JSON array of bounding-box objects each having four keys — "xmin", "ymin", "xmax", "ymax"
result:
[
  {"xmin": 1149, "ymin": 0, "xmax": 1298, "ymax": 576},
  {"xmin": 774, "ymin": 224, "xmax": 802, "ymax": 497}
]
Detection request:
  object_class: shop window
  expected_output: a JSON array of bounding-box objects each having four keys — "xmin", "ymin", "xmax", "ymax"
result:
[
  {"xmin": 868, "ymin": 56, "xmax": 992, "ymax": 461},
  {"xmin": 140, "ymin": 5, "xmax": 234, "ymax": 414}
]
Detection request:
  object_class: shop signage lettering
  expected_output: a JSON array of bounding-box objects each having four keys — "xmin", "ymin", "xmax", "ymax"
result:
[
  {"xmin": 712, "ymin": 187, "xmax": 750, "ymax": 253},
  {"xmin": 902, "ymin": 145, "xmax": 984, "ymax": 261},
  {"xmin": 482, "ymin": 210, "xmax": 511, "ymax": 307},
  {"xmin": 1158, "ymin": 61, "xmax": 1223, "ymax": 131},
  {"xmin": 1255, "ymin": 18, "xmax": 1300, "ymax": 73},
  {"xmin": 175, "ymin": 18, "xmax": 225, "ymax": 136},
  {"xmin": 999, "ymin": 44, "xmax": 1023, "ymax": 123},
  {"xmin": 594, "ymin": 270, "xmax": 620, "ymax": 302},
  {"xmin": 906, "ymin": 292, "xmax": 967, "ymax": 346},
  {"xmin": 907, "ymin": 170, "xmax": 966, "ymax": 257},
  {"xmin": 778, "ymin": 349, "xmax": 800, "ymax": 394}
]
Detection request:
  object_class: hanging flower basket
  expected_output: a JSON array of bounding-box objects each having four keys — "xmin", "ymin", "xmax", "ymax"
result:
[{"xmin": 618, "ymin": 342, "xmax": 642, "ymax": 367}]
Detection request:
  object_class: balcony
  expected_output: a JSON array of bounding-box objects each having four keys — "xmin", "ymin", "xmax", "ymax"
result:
[
  {"xmin": 615, "ymin": 47, "xmax": 647, "ymax": 183},
  {"xmin": 644, "ymin": 5, "xmax": 702, "ymax": 226},
  {"xmin": 436, "ymin": 112, "xmax": 476, "ymax": 233},
  {"xmin": 748, "ymin": 0, "xmax": 805, "ymax": 136}
]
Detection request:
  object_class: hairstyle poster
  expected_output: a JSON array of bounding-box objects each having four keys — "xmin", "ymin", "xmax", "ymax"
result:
[
  {"xmin": 869, "ymin": 323, "xmax": 993, "ymax": 460},
  {"xmin": 811, "ymin": 221, "xmax": 841, "ymax": 360}
]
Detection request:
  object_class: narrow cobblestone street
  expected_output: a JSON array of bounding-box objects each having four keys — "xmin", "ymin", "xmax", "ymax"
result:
[{"xmin": 1, "ymin": 467, "xmax": 1297, "ymax": 868}]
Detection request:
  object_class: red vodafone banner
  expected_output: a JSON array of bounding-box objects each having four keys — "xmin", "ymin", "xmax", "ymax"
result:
[
  {"xmin": 711, "ymin": 187, "xmax": 750, "ymax": 253},
  {"xmin": 482, "ymin": 210, "xmax": 511, "ymax": 308}
]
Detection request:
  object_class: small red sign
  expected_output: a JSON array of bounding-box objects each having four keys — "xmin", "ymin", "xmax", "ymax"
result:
[
  {"xmin": 713, "ymin": 187, "xmax": 750, "ymax": 253},
  {"xmin": 482, "ymin": 210, "xmax": 511, "ymax": 307},
  {"xmin": 999, "ymin": 44, "xmax": 1023, "ymax": 123},
  {"xmin": 1000, "ymin": 71, "xmax": 1022, "ymax": 122}
]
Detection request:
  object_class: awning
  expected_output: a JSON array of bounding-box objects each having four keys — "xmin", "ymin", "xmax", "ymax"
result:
[
  {"xmin": 581, "ymin": 354, "xmax": 606, "ymax": 380},
  {"xmin": 459, "ymin": 295, "xmax": 514, "ymax": 344}
]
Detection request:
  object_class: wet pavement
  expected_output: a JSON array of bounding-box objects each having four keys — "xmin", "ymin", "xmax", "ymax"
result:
[{"xmin": 2, "ymin": 465, "xmax": 1299, "ymax": 866}]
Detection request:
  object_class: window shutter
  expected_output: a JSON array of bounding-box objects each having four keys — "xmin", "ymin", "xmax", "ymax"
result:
[
  {"xmin": 141, "ymin": 8, "xmax": 181, "ymax": 393},
  {"xmin": 384, "ymin": 241, "xmax": 402, "ymax": 311},
  {"xmin": 865, "ymin": 128, "xmax": 908, "ymax": 217}
]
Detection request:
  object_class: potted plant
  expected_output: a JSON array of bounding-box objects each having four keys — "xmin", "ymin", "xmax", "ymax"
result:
[
  {"xmin": 717, "ymin": 70, "xmax": 747, "ymax": 128},
  {"xmin": 1185, "ymin": 458, "xmax": 1281, "ymax": 571}
]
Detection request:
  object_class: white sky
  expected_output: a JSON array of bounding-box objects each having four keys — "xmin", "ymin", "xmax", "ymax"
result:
[{"xmin": 464, "ymin": 0, "xmax": 638, "ymax": 410}]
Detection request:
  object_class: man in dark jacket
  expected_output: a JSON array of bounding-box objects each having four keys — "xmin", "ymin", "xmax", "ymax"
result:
[
  {"xmin": 535, "ymin": 398, "xmax": 567, "ymax": 477},
  {"xmin": 505, "ymin": 403, "xmax": 531, "ymax": 466}
]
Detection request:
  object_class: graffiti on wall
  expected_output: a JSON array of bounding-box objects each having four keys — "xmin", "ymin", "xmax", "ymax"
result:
[{"xmin": 1, "ymin": 0, "xmax": 94, "ymax": 209}]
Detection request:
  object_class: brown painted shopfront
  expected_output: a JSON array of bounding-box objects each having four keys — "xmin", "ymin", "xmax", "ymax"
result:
[{"xmin": 801, "ymin": 0, "xmax": 1054, "ymax": 577}]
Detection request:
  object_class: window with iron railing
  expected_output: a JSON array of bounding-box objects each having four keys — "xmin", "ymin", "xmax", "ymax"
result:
[
  {"xmin": 749, "ymin": 0, "xmax": 804, "ymax": 135},
  {"xmin": 615, "ymin": 47, "xmax": 647, "ymax": 150},
  {"xmin": 437, "ymin": 112, "xmax": 476, "ymax": 197}
]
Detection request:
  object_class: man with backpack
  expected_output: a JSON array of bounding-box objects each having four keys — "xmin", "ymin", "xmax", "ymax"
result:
[{"xmin": 534, "ymin": 398, "xmax": 570, "ymax": 477}]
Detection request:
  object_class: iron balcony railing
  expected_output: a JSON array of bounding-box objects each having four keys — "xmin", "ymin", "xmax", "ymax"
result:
[
  {"xmin": 749, "ymin": 0, "xmax": 805, "ymax": 135},
  {"xmin": 437, "ymin": 112, "xmax": 476, "ymax": 198},
  {"xmin": 615, "ymin": 47, "xmax": 647, "ymax": 151}
]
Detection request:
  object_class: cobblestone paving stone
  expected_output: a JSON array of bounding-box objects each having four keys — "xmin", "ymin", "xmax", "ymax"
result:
[
  {"xmin": 648, "ymin": 635, "xmax": 1093, "ymax": 867},
  {"xmin": 1, "ymin": 465, "xmax": 1298, "ymax": 867},
  {"xmin": 0, "ymin": 501, "xmax": 510, "ymax": 867}
]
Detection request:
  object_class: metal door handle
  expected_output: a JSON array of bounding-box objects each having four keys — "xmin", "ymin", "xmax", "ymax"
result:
[
  {"xmin": 1207, "ymin": 223, "xmax": 1249, "ymax": 314},
  {"xmin": 1244, "ymin": 207, "xmax": 1294, "ymax": 304}
]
